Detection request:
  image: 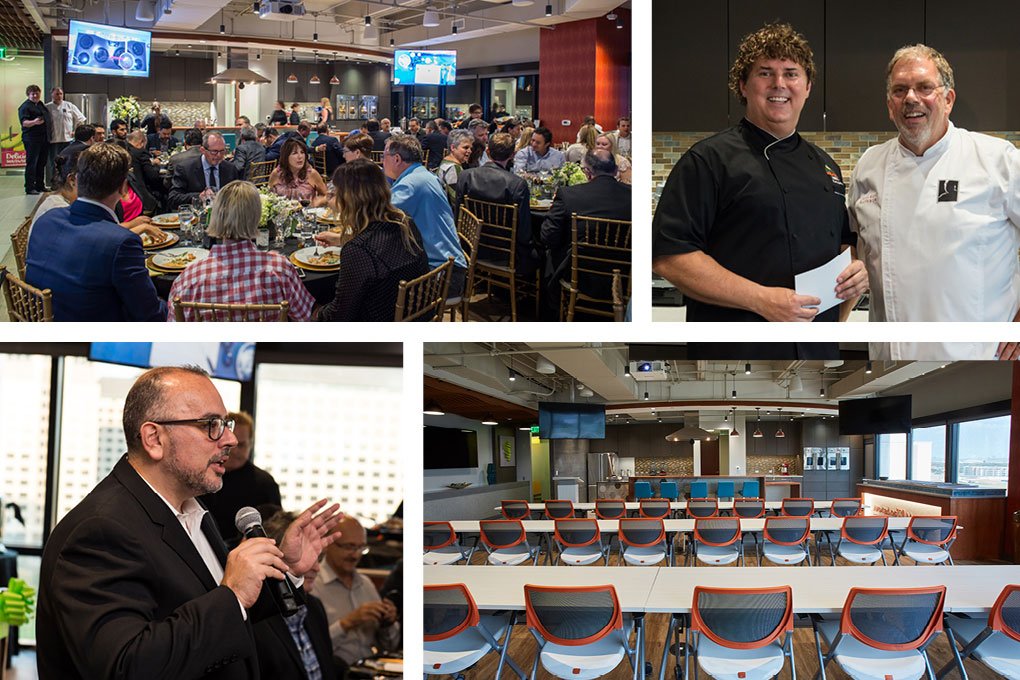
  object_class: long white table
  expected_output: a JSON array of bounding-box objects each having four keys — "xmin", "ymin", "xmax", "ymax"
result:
[
  {"xmin": 496, "ymin": 500, "xmax": 836, "ymax": 513},
  {"xmin": 451, "ymin": 516, "xmax": 913, "ymax": 535}
]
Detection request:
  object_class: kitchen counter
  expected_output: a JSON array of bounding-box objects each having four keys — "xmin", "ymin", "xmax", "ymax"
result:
[
  {"xmin": 763, "ymin": 476, "xmax": 802, "ymax": 502},
  {"xmin": 628, "ymin": 475, "xmax": 766, "ymax": 500}
]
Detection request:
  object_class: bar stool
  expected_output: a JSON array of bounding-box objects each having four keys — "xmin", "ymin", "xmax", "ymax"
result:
[
  {"xmin": 716, "ymin": 480, "xmax": 735, "ymax": 500},
  {"xmin": 741, "ymin": 480, "xmax": 760, "ymax": 498},
  {"xmin": 689, "ymin": 481, "xmax": 708, "ymax": 499},
  {"xmin": 659, "ymin": 481, "xmax": 679, "ymax": 501},
  {"xmin": 634, "ymin": 481, "xmax": 653, "ymax": 501}
]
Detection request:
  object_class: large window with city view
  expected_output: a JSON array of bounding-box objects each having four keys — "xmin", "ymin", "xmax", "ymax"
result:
[
  {"xmin": 910, "ymin": 424, "xmax": 947, "ymax": 482},
  {"xmin": 954, "ymin": 415, "xmax": 1010, "ymax": 488}
]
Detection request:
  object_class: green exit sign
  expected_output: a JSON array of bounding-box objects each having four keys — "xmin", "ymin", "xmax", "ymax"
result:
[
  {"xmin": 0, "ymin": 48, "xmax": 7, "ymax": 60},
  {"xmin": 530, "ymin": 426, "xmax": 540, "ymax": 435}
]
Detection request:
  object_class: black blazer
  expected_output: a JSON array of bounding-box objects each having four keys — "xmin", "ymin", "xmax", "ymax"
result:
[
  {"xmin": 128, "ymin": 144, "xmax": 164, "ymax": 197},
  {"xmin": 253, "ymin": 595, "xmax": 337, "ymax": 680},
  {"xmin": 169, "ymin": 155, "xmax": 240, "ymax": 210},
  {"xmin": 36, "ymin": 456, "xmax": 279, "ymax": 679},
  {"xmin": 455, "ymin": 162, "xmax": 537, "ymax": 275},
  {"xmin": 312, "ymin": 135, "xmax": 343, "ymax": 177}
]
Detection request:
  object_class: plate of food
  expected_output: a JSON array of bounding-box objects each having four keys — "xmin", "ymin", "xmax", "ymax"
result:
[
  {"xmin": 291, "ymin": 246, "xmax": 341, "ymax": 269},
  {"xmin": 151, "ymin": 247, "xmax": 209, "ymax": 271},
  {"xmin": 140, "ymin": 229, "xmax": 179, "ymax": 250},
  {"xmin": 530, "ymin": 198, "xmax": 553, "ymax": 210},
  {"xmin": 152, "ymin": 213, "xmax": 181, "ymax": 228}
]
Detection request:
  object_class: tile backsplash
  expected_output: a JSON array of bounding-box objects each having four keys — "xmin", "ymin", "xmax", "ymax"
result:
[
  {"xmin": 635, "ymin": 457, "xmax": 693, "ymax": 475},
  {"xmin": 746, "ymin": 456, "xmax": 801, "ymax": 476}
]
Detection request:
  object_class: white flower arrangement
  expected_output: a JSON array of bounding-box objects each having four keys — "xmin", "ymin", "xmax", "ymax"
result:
[
  {"xmin": 259, "ymin": 190, "xmax": 301, "ymax": 231},
  {"xmin": 109, "ymin": 96, "xmax": 142, "ymax": 126}
]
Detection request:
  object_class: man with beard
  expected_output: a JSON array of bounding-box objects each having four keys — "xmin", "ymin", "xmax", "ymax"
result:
[
  {"xmin": 36, "ymin": 366, "xmax": 343, "ymax": 680},
  {"xmin": 850, "ymin": 44, "xmax": 1020, "ymax": 360}
]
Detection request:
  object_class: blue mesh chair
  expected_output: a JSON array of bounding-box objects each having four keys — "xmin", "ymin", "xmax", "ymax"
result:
[
  {"xmin": 659, "ymin": 481, "xmax": 679, "ymax": 501},
  {"xmin": 634, "ymin": 481, "xmax": 653, "ymax": 500},
  {"xmin": 716, "ymin": 480, "xmax": 735, "ymax": 499},
  {"xmin": 741, "ymin": 480, "xmax": 760, "ymax": 498},
  {"xmin": 689, "ymin": 481, "xmax": 708, "ymax": 499}
]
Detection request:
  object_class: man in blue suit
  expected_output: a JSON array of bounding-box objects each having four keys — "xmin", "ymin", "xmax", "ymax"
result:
[{"xmin": 25, "ymin": 143, "xmax": 166, "ymax": 321}]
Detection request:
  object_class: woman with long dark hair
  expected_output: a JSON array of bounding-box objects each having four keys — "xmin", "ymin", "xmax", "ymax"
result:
[
  {"xmin": 313, "ymin": 159, "xmax": 429, "ymax": 321},
  {"xmin": 268, "ymin": 137, "xmax": 328, "ymax": 206}
]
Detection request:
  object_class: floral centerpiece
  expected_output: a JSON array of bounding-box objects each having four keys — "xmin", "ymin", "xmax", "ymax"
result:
[
  {"xmin": 551, "ymin": 162, "xmax": 588, "ymax": 188},
  {"xmin": 109, "ymin": 96, "xmax": 142, "ymax": 128},
  {"xmin": 259, "ymin": 190, "xmax": 301, "ymax": 236}
]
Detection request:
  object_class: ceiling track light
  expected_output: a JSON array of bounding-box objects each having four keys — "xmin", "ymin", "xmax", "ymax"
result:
[
  {"xmin": 364, "ymin": 15, "xmax": 371, "ymax": 26},
  {"xmin": 744, "ymin": 362, "xmax": 751, "ymax": 375},
  {"xmin": 643, "ymin": 391, "xmax": 649, "ymax": 401},
  {"xmin": 452, "ymin": 23, "xmax": 458, "ymax": 34},
  {"xmin": 389, "ymin": 37, "xmax": 395, "ymax": 47},
  {"xmin": 219, "ymin": 10, "xmax": 225, "ymax": 34},
  {"xmin": 616, "ymin": 16, "xmax": 623, "ymax": 29},
  {"xmin": 865, "ymin": 360, "xmax": 873, "ymax": 374},
  {"xmin": 545, "ymin": 3, "xmax": 552, "ymax": 16}
]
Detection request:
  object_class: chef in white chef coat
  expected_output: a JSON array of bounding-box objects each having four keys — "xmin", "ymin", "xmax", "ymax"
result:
[{"xmin": 849, "ymin": 44, "xmax": 1020, "ymax": 361}]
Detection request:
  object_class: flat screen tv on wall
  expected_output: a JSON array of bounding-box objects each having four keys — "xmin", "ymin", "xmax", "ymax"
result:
[
  {"xmin": 423, "ymin": 425, "xmax": 479, "ymax": 469},
  {"xmin": 838, "ymin": 395, "xmax": 912, "ymax": 435},
  {"xmin": 392, "ymin": 49, "xmax": 456, "ymax": 85},
  {"xmin": 67, "ymin": 20, "xmax": 151, "ymax": 78},
  {"xmin": 538, "ymin": 402, "xmax": 606, "ymax": 439}
]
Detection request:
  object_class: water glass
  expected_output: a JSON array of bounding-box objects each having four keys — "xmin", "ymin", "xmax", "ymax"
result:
[
  {"xmin": 177, "ymin": 206, "xmax": 194, "ymax": 246},
  {"xmin": 300, "ymin": 210, "xmax": 315, "ymax": 245},
  {"xmin": 256, "ymin": 226, "xmax": 269, "ymax": 248}
]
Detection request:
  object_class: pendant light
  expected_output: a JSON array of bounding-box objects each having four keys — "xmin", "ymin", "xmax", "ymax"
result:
[
  {"xmin": 775, "ymin": 408, "xmax": 785, "ymax": 438},
  {"xmin": 729, "ymin": 408, "xmax": 740, "ymax": 437},
  {"xmin": 752, "ymin": 407, "xmax": 763, "ymax": 438}
]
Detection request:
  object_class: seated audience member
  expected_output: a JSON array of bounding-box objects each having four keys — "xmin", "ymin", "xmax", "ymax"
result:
[
  {"xmin": 236, "ymin": 115, "xmax": 251, "ymax": 127},
  {"xmin": 296, "ymin": 121, "xmax": 313, "ymax": 146},
  {"xmin": 315, "ymin": 516, "xmax": 400, "ymax": 667},
  {"xmin": 109, "ymin": 118, "xmax": 129, "ymax": 148},
  {"xmin": 513, "ymin": 126, "xmax": 564, "ymax": 173},
  {"xmin": 576, "ymin": 114, "xmax": 603, "ymax": 141},
  {"xmin": 436, "ymin": 128, "xmax": 473, "ymax": 198},
  {"xmin": 312, "ymin": 122, "xmax": 343, "ymax": 176},
  {"xmin": 91, "ymin": 123, "xmax": 106, "ymax": 144},
  {"xmin": 596, "ymin": 132, "xmax": 631, "ymax": 184},
  {"xmin": 57, "ymin": 123, "xmax": 93, "ymax": 169},
  {"xmin": 25, "ymin": 143, "xmax": 166, "ymax": 321},
  {"xmin": 125, "ymin": 129, "xmax": 164, "ymax": 207},
  {"xmin": 268, "ymin": 137, "xmax": 328, "ymax": 206},
  {"xmin": 455, "ymin": 132, "xmax": 537, "ymax": 275},
  {"xmin": 565, "ymin": 124, "xmax": 597, "ymax": 163},
  {"xmin": 313, "ymin": 159, "xmax": 429, "ymax": 321},
  {"xmin": 438, "ymin": 119, "xmax": 453, "ymax": 135},
  {"xmin": 254, "ymin": 509, "xmax": 339, "ymax": 680},
  {"xmin": 232, "ymin": 124, "xmax": 266, "ymax": 180},
  {"xmin": 167, "ymin": 181, "xmax": 314, "ymax": 321},
  {"xmin": 168, "ymin": 131, "xmax": 239, "ymax": 210},
  {"xmin": 406, "ymin": 117, "xmax": 425, "ymax": 140},
  {"xmin": 516, "ymin": 127, "xmax": 534, "ymax": 153},
  {"xmin": 270, "ymin": 100, "xmax": 288, "ymax": 126},
  {"xmin": 465, "ymin": 118, "xmax": 490, "ymax": 168},
  {"xmin": 420, "ymin": 119, "xmax": 448, "ymax": 170},
  {"xmin": 366, "ymin": 118, "xmax": 390, "ymax": 151},
  {"xmin": 343, "ymin": 133, "xmax": 374, "ymax": 163},
  {"xmin": 380, "ymin": 118, "xmax": 392, "ymax": 133},
  {"xmin": 502, "ymin": 117, "xmax": 522, "ymax": 144},
  {"xmin": 608, "ymin": 116, "xmax": 631, "ymax": 158},
  {"xmin": 384, "ymin": 134, "xmax": 467, "ymax": 297},
  {"xmin": 540, "ymin": 149, "xmax": 631, "ymax": 315},
  {"xmin": 165, "ymin": 128, "xmax": 203, "ymax": 176},
  {"xmin": 146, "ymin": 120, "xmax": 178, "ymax": 158},
  {"xmin": 264, "ymin": 126, "xmax": 290, "ymax": 162},
  {"xmin": 198, "ymin": 410, "xmax": 281, "ymax": 546}
]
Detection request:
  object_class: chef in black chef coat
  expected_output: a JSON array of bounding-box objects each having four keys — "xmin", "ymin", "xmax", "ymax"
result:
[{"xmin": 653, "ymin": 22, "xmax": 868, "ymax": 328}]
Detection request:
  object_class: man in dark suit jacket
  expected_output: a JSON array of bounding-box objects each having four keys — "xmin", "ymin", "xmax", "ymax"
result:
[
  {"xmin": 169, "ymin": 131, "xmax": 239, "ymax": 210},
  {"xmin": 126, "ymin": 129, "xmax": 165, "ymax": 207},
  {"xmin": 25, "ymin": 143, "xmax": 166, "ymax": 321},
  {"xmin": 366, "ymin": 118, "xmax": 390, "ymax": 152},
  {"xmin": 147, "ymin": 120, "xmax": 179, "ymax": 157},
  {"xmin": 233, "ymin": 125, "xmax": 267, "ymax": 180},
  {"xmin": 312, "ymin": 123, "xmax": 343, "ymax": 178},
  {"xmin": 420, "ymin": 119, "xmax": 448, "ymax": 170},
  {"xmin": 456, "ymin": 132, "xmax": 537, "ymax": 276},
  {"xmin": 36, "ymin": 365, "xmax": 344, "ymax": 680},
  {"xmin": 540, "ymin": 148, "xmax": 631, "ymax": 318}
]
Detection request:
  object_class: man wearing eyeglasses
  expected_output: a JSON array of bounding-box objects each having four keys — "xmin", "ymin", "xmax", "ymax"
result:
[
  {"xmin": 169, "ymin": 131, "xmax": 240, "ymax": 210},
  {"xmin": 849, "ymin": 44, "xmax": 1020, "ymax": 360},
  {"xmin": 37, "ymin": 365, "xmax": 344, "ymax": 680},
  {"xmin": 315, "ymin": 515, "xmax": 400, "ymax": 666}
]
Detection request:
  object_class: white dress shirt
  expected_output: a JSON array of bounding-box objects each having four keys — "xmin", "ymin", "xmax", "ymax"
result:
[
  {"xmin": 45, "ymin": 99, "xmax": 86, "ymax": 143},
  {"xmin": 850, "ymin": 123, "xmax": 1020, "ymax": 360},
  {"xmin": 314, "ymin": 561, "xmax": 400, "ymax": 664}
]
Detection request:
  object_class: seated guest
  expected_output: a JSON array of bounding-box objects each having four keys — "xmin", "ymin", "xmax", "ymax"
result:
[
  {"xmin": 146, "ymin": 120, "xmax": 178, "ymax": 158},
  {"xmin": 502, "ymin": 117, "xmax": 522, "ymax": 144},
  {"xmin": 254, "ymin": 509, "xmax": 338, "ymax": 680},
  {"xmin": 165, "ymin": 127, "xmax": 203, "ymax": 176},
  {"xmin": 235, "ymin": 115, "xmax": 251, "ymax": 127},
  {"xmin": 264, "ymin": 126, "xmax": 291, "ymax": 162},
  {"xmin": 384, "ymin": 134, "xmax": 467, "ymax": 297},
  {"xmin": 436, "ymin": 128, "xmax": 473, "ymax": 197},
  {"xmin": 296, "ymin": 121, "xmax": 313, "ymax": 146},
  {"xmin": 269, "ymin": 100, "xmax": 288, "ymax": 126},
  {"xmin": 25, "ymin": 143, "xmax": 166, "ymax": 321},
  {"xmin": 312, "ymin": 123, "xmax": 343, "ymax": 176},
  {"xmin": 268, "ymin": 137, "xmax": 328, "ymax": 206},
  {"xmin": 289, "ymin": 102, "xmax": 301, "ymax": 125},
  {"xmin": 513, "ymin": 126, "xmax": 564, "ymax": 173},
  {"xmin": 366, "ymin": 118, "xmax": 390, "ymax": 151},
  {"xmin": 608, "ymin": 116, "xmax": 631, "ymax": 158},
  {"xmin": 315, "ymin": 516, "xmax": 401, "ymax": 667},
  {"xmin": 139, "ymin": 101, "xmax": 172, "ymax": 136},
  {"xmin": 406, "ymin": 116, "xmax": 424, "ymax": 140},
  {"xmin": 565, "ymin": 124, "xmax": 597, "ymax": 163},
  {"xmin": 576, "ymin": 114, "xmax": 603, "ymax": 140},
  {"xmin": 380, "ymin": 118, "xmax": 391, "ymax": 133},
  {"xmin": 109, "ymin": 118, "xmax": 129, "ymax": 149},
  {"xmin": 596, "ymin": 132, "xmax": 631, "ymax": 184},
  {"xmin": 167, "ymin": 181, "xmax": 314, "ymax": 321},
  {"xmin": 125, "ymin": 129, "xmax": 164, "ymax": 206},
  {"xmin": 455, "ymin": 132, "xmax": 537, "ymax": 276},
  {"xmin": 90, "ymin": 123, "xmax": 106, "ymax": 144},
  {"xmin": 516, "ymin": 127, "xmax": 534, "ymax": 153},
  {"xmin": 232, "ymin": 124, "xmax": 266, "ymax": 180},
  {"xmin": 313, "ymin": 159, "xmax": 429, "ymax": 321},
  {"xmin": 420, "ymin": 119, "xmax": 447, "ymax": 170},
  {"xmin": 56, "ymin": 123, "xmax": 93, "ymax": 169},
  {"xmin": 168, "ymin": 131, "xmax": 239, "ymax": 210},
  {"xmin": 438, "ymin": 119, "xmax": 452, "ymax": 135},
  {"xmin": 343, "ymin": 133, "xmax": 374, "ymax": 163},
  {"xmin": 540, "ymin": 149, "xmax": 631, "ymax": 314},
  {"xmin": 465, "ymin": 118, "xmax": 490, "ymax": 168}
]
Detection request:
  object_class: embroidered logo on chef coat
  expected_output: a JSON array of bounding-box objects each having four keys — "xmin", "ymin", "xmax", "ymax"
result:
[
  {"xmin": 938, "ymin": 180, "xmax": 959, "ymax": 202},
  {"xmin": 824, "ymin": 164, "xmax": 844, "ymax": 187}
]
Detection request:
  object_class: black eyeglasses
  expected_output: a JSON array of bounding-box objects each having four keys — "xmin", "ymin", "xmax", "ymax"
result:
[{"xmin": 152, "ymin": 416, "xmax": 235, "ymax": 440}]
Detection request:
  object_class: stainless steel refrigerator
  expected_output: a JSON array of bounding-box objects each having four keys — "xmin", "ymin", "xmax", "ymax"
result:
[
  {"xmin": 65, "ymin": 94, "xmax": 108, "ymax": 127},
  {"xmin": 586, "ymin": 452, "xmax": 620, "ymax": 503}
]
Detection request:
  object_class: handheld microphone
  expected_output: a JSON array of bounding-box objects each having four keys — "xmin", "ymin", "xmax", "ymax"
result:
[{"xmin": 234, "ymin": 506, "xmax": 301, "ymax": 616}]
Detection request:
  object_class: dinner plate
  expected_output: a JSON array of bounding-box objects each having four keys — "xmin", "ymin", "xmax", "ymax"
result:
[
  {"xmin": 152, "ymin": 213, "xmax": 181, "ymax": 228},
  {"xmin": 530, "ymin": 198, "xmax": 553, "ymax": 209},
  {"xmin": 150, "ymin": 247, "xmax": 210, "ymax": 271},
  {"xmin": 291, "ymin": 246, "xmax": 341, "ymax": 270},
  {"xmin": 141, "ymin": 230, "xmax": 180, "ymax": 250}
]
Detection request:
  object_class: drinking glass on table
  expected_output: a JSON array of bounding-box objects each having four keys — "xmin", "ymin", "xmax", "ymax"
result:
[
  {"xmin": 300, "ymin": 209, "xmax": 315, "ymax": 245},
  {"xmin": 177, "ymin": 206, "xmax": 195, "ymax": 246}
]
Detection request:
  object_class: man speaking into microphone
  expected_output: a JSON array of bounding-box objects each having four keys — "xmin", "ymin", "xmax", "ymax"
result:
[{"xmin": 36, "ymin": 365, "xmax": 343, "ymax": 680}]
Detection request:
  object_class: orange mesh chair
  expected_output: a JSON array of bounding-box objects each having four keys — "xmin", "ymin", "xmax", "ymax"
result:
[
  {"xmin": 813, "ymin": 586, "xmax": 947, "ymax": 680},
  {"xmin": 638, "ymin": 498, "xmax": 671, "ymax": 519},
  {"xmin": 940, "ymin": 583, "xmax": 1020, "ymax": 679},
  {"xmin": 478, "ymin": 519, "xmax": 540, "ymax": 566},
  {"xmin": 500, "ymin": 499, "xmax": 532, "ymax": 520},
  {"xmin": 689, "ymin": 518, "xmax": 744, "ymax": 567},
  {"xmin": 733, "ymin": 498, "xmax": 766, "ymax": 519},
  {"xmin": 618, "ymin": 518, "xmax": 670, "ymax": 567},
  {"xmin": 683, "ymin": 586, "xmax": 795, "ymax": 680},
  {"xmin": 832, "ymin": 516, "xmax": 890, "ymax": 566},
  {"xmin": 552, "ymin": 518, "xmax": 610, "ymax": 566},
  {"xmin": 686, "ymin": 498, "xmax": 719, "ymax": 520},
  {"xmin": 761, "ymin": 517, "xmax": 812, "ymax": 566},
  {"xmin": 543, "ymin": 499, "xmax": 575, "ymax": 520},
  {"xmin": 524, "ymin": 584, "xmax": 638, "ymax": 679},
  {"xmin": 594, "ymin": 499, "xmax": 627, "ymax": 520},
  {"xmin": 895, "ymin": 516, "xmax": 959, "ymax": 565},
  {"xmin": 423, "ymin": 521, "xmax": 475, "ymax": 565},
  {"xmin": 423, "ymin": 583, "xmax": 527, "ymax": 679},
  {"xmin": 780, "ymin": 497, "xmax": 815, "ymax": 517},
  {"xmin": 817, "ymin": 497, "xmax": 864, "ymax": 563}
]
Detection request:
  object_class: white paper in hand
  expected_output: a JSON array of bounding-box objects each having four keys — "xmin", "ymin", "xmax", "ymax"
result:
[{"xmin": 794, "ymin": 249, "xmax": 851, "ymax": 314}]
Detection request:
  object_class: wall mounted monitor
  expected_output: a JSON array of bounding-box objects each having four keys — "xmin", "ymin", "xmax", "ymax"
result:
[
  {"xmin": 838, "ymin": 395, "xmax": 912, "ymax": 435},
  {"xmin": 423, "ymin": 425, "xmax": 479, "ymax": 469},
  {"xmin": 538, "ymin": 402, "xmax": 606, "ymax": 440},
  {"xmin": 89, "ymin": 343, "xmax": 256, "ymax": 381},
  {"xmin": 392, "ymin": 49, "xmax": 456, "ymax": 85},
  {"xmin": 68, "ymin": 20, "xmax": 151, "ymax": 78}
]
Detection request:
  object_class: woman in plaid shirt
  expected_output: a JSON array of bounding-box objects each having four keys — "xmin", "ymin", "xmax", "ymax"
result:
[{"xmin": 167, "ymin": 181, "xmax": 315, "ymax": 321}]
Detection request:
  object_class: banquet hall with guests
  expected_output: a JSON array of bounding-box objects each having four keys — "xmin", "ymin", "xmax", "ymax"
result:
[{"xmin": 0, "ymin": 1, "xmax": 632, "ymax": 323}]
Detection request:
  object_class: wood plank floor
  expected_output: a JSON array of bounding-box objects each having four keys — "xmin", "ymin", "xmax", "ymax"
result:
[{"xmin": 456, "ymin": 543, "xmax": 1006, "ymax": 679}]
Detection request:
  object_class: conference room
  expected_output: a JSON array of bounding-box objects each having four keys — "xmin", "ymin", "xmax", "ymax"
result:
[
  {"xmin": 423, "ymin": 342, "xmax": 1018, "ymax": 679},
  {"xmin": 0, "ymin": 341, "xmax": 404, "ymax": 679}
]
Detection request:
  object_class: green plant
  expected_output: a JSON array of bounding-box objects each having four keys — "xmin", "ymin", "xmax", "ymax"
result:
[{"xmin": 109, "ymin": 96, "xmax": 142, "ymax": 125}]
